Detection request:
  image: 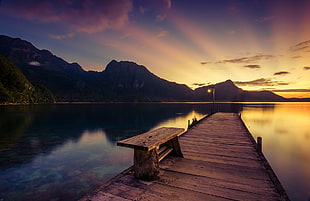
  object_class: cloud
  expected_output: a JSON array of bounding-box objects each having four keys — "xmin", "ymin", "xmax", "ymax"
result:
[
  {"xmin": 156, "ymin": 30, "xmax": 168, "ymax": 38},
  {"xmin": 137, "ymin": 0, "xmax": 172, "ymax": 21},
  {"xmin": 244, "ymin": 64, "xmax": 261, "ymax": 69},
  {"xmin": 228, "ymin": 6, "xmax": 238, "ymax": 14},
  {"xmin": 304, "ymin": 66, "xmax": 310, "ymax": 70},
  {"xmin": 292, "ymin": 56, "xmax": 301, "ymax": 59},
  {"xmin": 163, "ymin": 0, "xmax": 172, "ymax": 9},
  {"xmin": 274, "ymin": 71, "xmax": 290, "ymax": 76},
  {"xmin": 218, "ymin": 54, "xmax": 275, "ymax": 64},
  {"xmin": 156, "ymin": 14, "xmax": 167, "ymax": 22},
  {"xmin": 200, "ymin": 61, "xmax": 211, "ymax": 65},
  {"xmin": 227, "ymin": 30, "xmax": 236, "ymax": 35},
  {"xmin": 28, "ymin": 61, "xmax": 40, "ymax": 66},
  {"xmin": 139, "ymin": 6, "xmax": 146, "ymax": 14},
  {"xmin": 192, "ymin": 83, "xmax": 207, "ymax": 87},
  {"xmin": 256, "ymin": 16, "xmax": 274, "ymax": 22},
  {"xmin": 290, "ymin": 40, "xmax": 310, "ymax": 52},
  {"xmin": 272, "ymin": 89, "xmax": 310, "ymax": 92},
  {"xmin": 49, "ymin": 33, "xmax": 75, "ymax": 40},
  {"xmin": 1, "ymin": 0, "xmax": 133, "ymax": 33},
  {"xmin": 234, "ymin": 78, "xmax": 290, "ymax": 87},
  {"xmin": 227, "ymin": 1, "xmax": 245, "ymax": 16}
]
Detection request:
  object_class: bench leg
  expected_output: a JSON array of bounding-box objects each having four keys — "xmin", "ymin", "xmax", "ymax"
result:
[
  {"xmin": 134, "ymin": 149, "xmax": 160, "ymax": 181},
  {"xmin": 166, "ymin": 137, "xmax": 183, "ymax": 157}
]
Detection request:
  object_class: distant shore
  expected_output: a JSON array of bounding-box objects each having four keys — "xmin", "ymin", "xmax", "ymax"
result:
[{"xmin": 1, "ymin": 100, "xmax": 310, "ymax": 106}]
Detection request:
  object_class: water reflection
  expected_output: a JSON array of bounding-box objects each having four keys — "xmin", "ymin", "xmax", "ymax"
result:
[
  {"xmin": 1, "ymin": 102, "xmax": 243, "ymax": 169},
  {"xmin": 0, "ymin": 129, "xmax": 132, "ymax": 201},
  {"xmin": 241, "ymin": 103, "xmax": 310, "ymax": 201},
  {"xmin": 0, "ymin": 103, "xmax": 211, "ymax": 168},
  {"xmin": 1, "ymin": 102, "xmax": 308, "ymax": 201},
  {"xmin": 0, "ymin": 103, "xmax": 215, "ymax": 201}
]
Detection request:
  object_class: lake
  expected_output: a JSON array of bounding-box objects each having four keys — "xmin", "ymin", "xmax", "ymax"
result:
[{"xmin": 0, "ymin": 102, "xmax": 309, "ymax": 201}]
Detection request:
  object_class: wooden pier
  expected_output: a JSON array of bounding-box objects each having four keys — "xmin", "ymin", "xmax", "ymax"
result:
[{"xmin": 81, "ymin": 113, "xmax": 289, "ymax": 201}]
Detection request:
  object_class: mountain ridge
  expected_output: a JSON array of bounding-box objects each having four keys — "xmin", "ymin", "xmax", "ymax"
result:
[
  {"xmin": 0, "ymin": 35, "xmax": 84, "ymax": 73},
  {"xmin": 0, "ymin": 35, "xmax": 290, "ymax": 103}
]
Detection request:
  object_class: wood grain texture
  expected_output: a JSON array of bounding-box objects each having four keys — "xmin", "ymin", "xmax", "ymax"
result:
[
  {"xmin": 133, "ymin": 149, "xmax": 160, "ymax": 180},
  {"xmin": 117, "ymin": 127, "xmax": 184, "ymax": 151},
  {"xmin": 81, "ymin": 113, "xmax": 289, "ymax": 201}
]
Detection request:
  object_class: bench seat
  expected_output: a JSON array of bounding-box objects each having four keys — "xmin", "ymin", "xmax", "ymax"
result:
[{"xmin": 117, "ymin": 127, "xmax": 184, "ymax": 180}]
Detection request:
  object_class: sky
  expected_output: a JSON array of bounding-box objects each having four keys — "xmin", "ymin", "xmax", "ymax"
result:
[{"xmin": 1, "ymin": 0, "xmax": 310, "ymax": 98}]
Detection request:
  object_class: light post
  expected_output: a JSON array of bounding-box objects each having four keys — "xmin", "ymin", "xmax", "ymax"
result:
[{"xmin": 207, "ymin": 87, "xmax": 215, "ymax": 113}]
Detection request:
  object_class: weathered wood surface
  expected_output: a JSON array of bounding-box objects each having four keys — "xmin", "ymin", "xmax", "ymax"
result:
[
  {"xmin": 117, "ymin": 127, "xmax": 184, "ymax": 180},
  {"xmin": 81, "ymin": 113, "xmax": 289, "ymax": 201},
  {"xmin": 117, "ymin": 127, "xmax": 184, "ymax": 151}
]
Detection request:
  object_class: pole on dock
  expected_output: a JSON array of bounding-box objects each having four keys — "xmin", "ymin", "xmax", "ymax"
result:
[
  {"xmin": 207, "ymin": 87, "xmax": 215, "ymax": 114},
  {"xmin": 257, "ymin": 136, "xmax": 262, "ymax": 154}
]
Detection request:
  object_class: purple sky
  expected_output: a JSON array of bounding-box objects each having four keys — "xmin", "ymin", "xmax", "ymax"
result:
[{"xmin": 1, "ymin": 0, "xmax": 310, "ymax": 98}]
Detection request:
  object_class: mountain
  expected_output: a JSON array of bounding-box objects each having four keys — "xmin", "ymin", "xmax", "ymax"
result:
[
  {"xmin": 99, "ymin": 60, "xmax": 194, "ymax": 101},
  {"xmin": 193, "ymin": 80, "xmax": 287, "ymax": 102},
  {"xmin": 193, "ymin": 80, "xmax": 243, "ymax": 101},
  {"xmin": 0, "ymin": 54, "xmax": 55, "ymax": 103},
  {"xmin": 235, "ymin": 90, "xmax": 287, "ymax": 102},
  {"xmin": 0, "ymin": 35, "xmax": 83, "ymax": 73},
  {"xmin": 0, "ymin": 35, "xmax": 289, "ymax": 102},
  {"xmin": 0, "ymin": 35, "xmax": 93, "ymax": 101},
  {"xmin": 0, "ymin": 35, "xmax": 194, "ymax": 102}
]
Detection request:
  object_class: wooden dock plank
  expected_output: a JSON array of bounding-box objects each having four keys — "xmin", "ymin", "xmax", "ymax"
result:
[
  {"xmin": 80, "ymin": 113, "xmax": 289, "ymax": 201},
  {"xmin": 179, "ymin": 136, "xmax": 253, "ymax": 146},
  {"xmin": 157, "ymin": 170, "xmax": 280, "ymax": 201},
  {"xmin": 180, "ymin": 137, "xmax": 254, "ymax": 148},
  {"xmin": 181, "ymin": 140, "xmax": 256, "ymax": 155},
  {"xmin": 180, "ymin": 151, "xmax": 263, "ymax": 168},
  {"xmin": 160, "ymin": 157, "xmax": 271, "ymax": 187},
  {"xmin": 88, "ymin": 192, "xmax": 130, "ymax": 201},
  {"xmin": 181, "ymin": 144, "xmax": 259, "ymax": 160},
  {"xmin": 107, "ymin": 174, "xmax": 230, "ymax": 201}
]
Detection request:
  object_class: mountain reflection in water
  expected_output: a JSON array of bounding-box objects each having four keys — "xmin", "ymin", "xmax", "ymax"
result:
[{"xmin": 0, "ymin": 102, "xmax": 309, "ymax": 201}]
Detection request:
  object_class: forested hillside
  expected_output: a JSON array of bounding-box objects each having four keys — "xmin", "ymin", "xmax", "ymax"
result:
[{"xmin": 0, "ymin": 54, "xmax": 55, "ymax": 104}]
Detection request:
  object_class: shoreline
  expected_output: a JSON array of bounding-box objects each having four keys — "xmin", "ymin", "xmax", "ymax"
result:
[{"xmin": 1, "ymin": 100, "xmax": 310, "ymax": 106}]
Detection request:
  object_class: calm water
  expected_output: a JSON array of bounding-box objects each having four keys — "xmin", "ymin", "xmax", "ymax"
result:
[
  {"xmin": 0, "ymin": 103, "xmax": 309, "ymax": 201},
  {"xmin": 241, "ymin": 103, "xmax": 310, "ymax": 201}
]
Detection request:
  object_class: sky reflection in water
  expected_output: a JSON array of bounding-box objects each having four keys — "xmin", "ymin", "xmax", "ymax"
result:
[
  {"xmin": 0, "ymin": 129, "xmax": 132, "ymax": 201},
  {"xmin": 241, "ymin": 103, "xmax": 310, "ymax": 201},
  {"xmin": 0, "ymin": 103, "xmax": 309, "ymax": 201},
  {"xmin": 0, "ymin": 103, "xmax": 210, "ymax": 201}
]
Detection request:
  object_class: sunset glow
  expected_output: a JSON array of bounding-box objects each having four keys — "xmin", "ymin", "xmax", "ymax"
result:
[{"xmin": 1, "ymin": 0, "xmax": 310, "ymax": 98}]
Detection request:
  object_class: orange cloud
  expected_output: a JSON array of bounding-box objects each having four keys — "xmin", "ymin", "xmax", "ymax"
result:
[
  {"xmin": 156, "ymin": 30, "xmax": 168, "ymax": 38},
  {"xmin": 234, "ymin": 78, "xmax": 290, "ymax": 87},
  {"xmin": 218, "ymin": 55, "xmax": 275, "ymax": 64},
  {"xmin": 49, "ymin": 33, "xmax": 75, "ymax": 40},
  {"xmin": 290, "ymin": 40, "xmax": 310, "ymax": 52}
]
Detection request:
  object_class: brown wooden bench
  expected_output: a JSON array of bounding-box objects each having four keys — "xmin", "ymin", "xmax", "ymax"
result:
[{"xmin": 117, "ymin": 127, "xmax": 184, "ymax": 181}]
